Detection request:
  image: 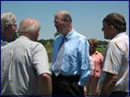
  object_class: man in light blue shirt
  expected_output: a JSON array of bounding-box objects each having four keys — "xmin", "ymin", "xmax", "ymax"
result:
[{"xmin": 52, "ymin": 10, "xmax": 91, "ymax": 96}]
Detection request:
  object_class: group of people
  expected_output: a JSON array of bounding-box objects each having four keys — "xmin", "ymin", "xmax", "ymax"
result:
[{"xmin": 1, "ymin": 10, "xmax": 129, "ymax": 97}]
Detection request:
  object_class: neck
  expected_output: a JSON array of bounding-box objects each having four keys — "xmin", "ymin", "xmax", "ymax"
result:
[
  {"xmin": 63, "ymin": 25, "xmax": 73, "ymax": 36},
  {"xmin": 20, "ymin": 33, "xmax": 36, "ymax": 41},
  {"xmin": 2, "ymin": 32, "xmax": 12, "ymax": 42},
  {"xmin": 111, "ymin": 32, "xmax": 118, "ymax": 39},
  {"xmin": 90, "ymin": 50, "xmax": 96, "ymax": 55},
  {"xmin": 110, "ymin": 28, "xmax": 119, "ymax": 39}
]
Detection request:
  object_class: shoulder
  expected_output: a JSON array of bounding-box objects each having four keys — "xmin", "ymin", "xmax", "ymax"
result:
[
  {"xmin": 73, "ymin": 32, "xmax": 89, "ymax": 50},
  {"xmin": 108, "ymin": 33, "xmax": 128, "ymax": 49},
  {"xmin": 109, "ymin": 33, "xmax": 129, "ymax": 52},
  {"xmin": 33, "ymin": 41, "xmax": 46, "ymax": 50},
  {"xmin": 75, "ymin": 31, "xmax": 86, "ymax": 39},
  {"xmin": 74, "ymin": 31, "xmax": 88, "ymax": 43},
  {"xmin": 1, "ymin": 40, "xmax": 15, "ymax": 48},
  {"xmin": 95, "ymin": 51, "xmax": 103, "ymax": 58},
  {"xmin": 111, "ymin": 33, "xmax": 128, "ymax": 43},
  {"xmin": 96, "ymin": 51, "xmax": 102, "ymax": 55},
  {"xmin": 18, "ymin": 37, "xmax": 47, "ymax": 52}
]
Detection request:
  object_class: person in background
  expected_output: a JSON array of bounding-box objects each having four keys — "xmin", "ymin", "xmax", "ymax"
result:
[
  {"xmin": 85, "ymin": 38, "xmax": 103, "ymax": 96},
  {"xmin": 51, "ymin": 10, "xmax": 91, "ymax": 96},
  {"xmin": 1, "ymin": 18, "xmax": 52, "ymax": 96},
  {"xmin": 1, "ymin": 12, "xmax": 18, "ymax": 46},
  {"xmin": 99, "ymin": 13, "xmax": 129, "ymax": 97}
]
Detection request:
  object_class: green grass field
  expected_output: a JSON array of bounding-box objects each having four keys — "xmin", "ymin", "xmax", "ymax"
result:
[
  {"xmin": 44, "ymin": 44, "xmax": 52, "ymax": 63},
  {"xmin": 96, "ymin": 47, "xmax": 105, "ymax": 55}
]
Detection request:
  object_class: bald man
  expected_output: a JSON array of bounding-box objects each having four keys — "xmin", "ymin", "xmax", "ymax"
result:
[
  {"xmin": 51, "ymin": 10, "xmax": 91, "ymax": 96},
  {"xmin": 1, "ymin": 18, "xmax": 52, "ymax": 96}
]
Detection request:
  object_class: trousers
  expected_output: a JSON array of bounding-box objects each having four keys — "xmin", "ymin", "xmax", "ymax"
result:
[{"xmin": 52, "ymin": 73, "xmax": 84, "ymax": 97}]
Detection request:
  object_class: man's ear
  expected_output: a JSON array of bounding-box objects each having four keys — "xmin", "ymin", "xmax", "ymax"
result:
[
  {"xmin": 65, "ymin": 18, "xmax": 70, "ymax": 23},
  {"xmin": 33, "ymin": 31, "xmax": 40, "ymax": 41},
  {"xmin": 36, "ymin": 31, "xmax": 40, "ymax": 35},
  {"xmin": 110, "ymin": 25, "xmax": 115, "ymax": 30},
  {"xmin": 110, "ymin": 25, "xmax": 118, "ymax": 34}
]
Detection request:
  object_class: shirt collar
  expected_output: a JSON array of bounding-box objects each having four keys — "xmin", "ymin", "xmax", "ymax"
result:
[
  {"xmin": 113, "ymin": 32, "xmax": 127, "ymax": 39},
  {"xmin": 19, "ymin": 35, "xmax": 31, "ymax": 40},
  {"xmin": 64, "ymin": 28, "xmax": 75, "ymax": 40}
]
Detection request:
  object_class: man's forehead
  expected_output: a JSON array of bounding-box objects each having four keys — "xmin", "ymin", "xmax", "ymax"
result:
[{"xmin": 55, "ymin": 14, "xmax": 63, "ymax": 20}]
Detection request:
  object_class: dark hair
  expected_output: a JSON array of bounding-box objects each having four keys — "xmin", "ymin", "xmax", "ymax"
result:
[
  {"xmin": 103, "ymin": 13, "xmax": 126, "ymax": 33},
  {"xmin": 62, "ymin": 13, "xmax": 72, "ymax": 23},
  {"xmin": 88, "ymin": 38, "xmax": 98, "ymax": 47}
]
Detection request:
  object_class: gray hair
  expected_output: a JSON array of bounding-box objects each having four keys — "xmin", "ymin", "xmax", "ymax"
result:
[
  {"xmin": 56, "ymin": 10, "xmax": 72, "ymax": 23},
  {"xmin": 1, "ymin": 12, "xmax": 16, "ymax": 33},
  {"xmin": 19, "ymin": 18, "xmax": 40, "ymax": 35},
  {"xmin": 62, "ymin": 11, "xmax": 72, "ymax": 23}
]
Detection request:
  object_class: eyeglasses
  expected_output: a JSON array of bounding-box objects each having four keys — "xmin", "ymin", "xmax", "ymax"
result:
[
  {"xmin": 7, "ymin": 24, "xmax": 17, "ymax": 28},
  {"xmin": 54, "ymin": 18, "xmax": 65, "ymax": 23}
]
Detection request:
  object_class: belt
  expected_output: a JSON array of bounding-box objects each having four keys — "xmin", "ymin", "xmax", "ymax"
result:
[
  {"xmin": 111, "ymin": 91, "xmax": 128, "ymax": 95},
  {"xmin": 52, "ymin": 73, "xmax": 80, "ymax": 81}
]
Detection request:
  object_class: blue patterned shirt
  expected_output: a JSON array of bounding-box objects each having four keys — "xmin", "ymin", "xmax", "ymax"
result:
[
  {"xmin": 52, "ymin": 28, "xmax": 91, "ymax": 86},
  {"xmin": 1, "ymin": 38, "xmax": 9, "ymax": 46}
]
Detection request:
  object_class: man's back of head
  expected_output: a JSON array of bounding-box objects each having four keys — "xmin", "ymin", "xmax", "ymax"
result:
[
  {"xmin": 1, "ymin": 18, "xmax": 51, "ymax": 95},
  {"xmin": 19, "ymin": 18, "xmax": 40, "ymax": 41}
]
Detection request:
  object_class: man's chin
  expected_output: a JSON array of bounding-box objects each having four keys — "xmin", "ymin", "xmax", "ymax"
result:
[{"xmin": 104, "ymin": 37, "xmax": 111, "ymax": 40}]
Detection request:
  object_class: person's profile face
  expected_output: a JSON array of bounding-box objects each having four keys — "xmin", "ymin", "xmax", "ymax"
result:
[
  {"xmin": 6, "ymin": 22, "xmax": 17, "ymax": 41},
  {"xmin": 102, "ymin": 22, "xmax": 112, "ymax": 39},
  {"xmin": 89, "ymin": 43, "xmax": 97, "ymax": 55},
  {"xmin": 54, "ymin": 14, "xmax": 66, "ymax": 34}
]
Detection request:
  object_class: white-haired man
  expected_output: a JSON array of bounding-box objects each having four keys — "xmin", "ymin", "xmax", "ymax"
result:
[{"xmin": 1, "ymin": 12, "xmax": 17, "ymax": 46}]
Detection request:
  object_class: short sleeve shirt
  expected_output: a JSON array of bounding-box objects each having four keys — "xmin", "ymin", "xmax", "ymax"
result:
[
  {"xmin": 102, "ymin": 32, "xmax": 129, "ymax": 92},
  {"xmin": 1, "ymin": 36, "xmax": 51, "ymax": 95}
]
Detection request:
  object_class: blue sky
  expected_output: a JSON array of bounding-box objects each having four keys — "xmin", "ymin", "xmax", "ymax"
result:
[{"xmin": 1, "ymin": 1, "xmax": 129, "ymax": 40}]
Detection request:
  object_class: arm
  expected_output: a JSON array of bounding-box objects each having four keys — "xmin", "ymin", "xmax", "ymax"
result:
[
  {"xmin": 100, "ymin": 72, "xmax": 118, "ymax": 95},
  {"xmin": 39, "ymin": 73, "xmax": 52, "ymax": 96},
  {"xmin": 78, "ymin": 39, "xmax": 91, "ymax": 86}
]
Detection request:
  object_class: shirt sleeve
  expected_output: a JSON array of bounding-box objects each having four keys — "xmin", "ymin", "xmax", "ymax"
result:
[
  {"xmin": 52, "ymin": 39, "xmax": 56, "ymax": 64},
  {"xmin": 32, "ymin": 43, "xmax": 51, "ymax": 76},
  {"xmin": 78, "ymin": 38, "xmax": 91, "ymax": 86},
  {"xmin": 103, "ymin": 41, "xmax": 122, "ymax": 75}
]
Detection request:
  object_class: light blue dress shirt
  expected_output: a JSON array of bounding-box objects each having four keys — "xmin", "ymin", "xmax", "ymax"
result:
[{"xmin": 52, "ymin": 28, "xmax": 91, "ymax": 86}]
